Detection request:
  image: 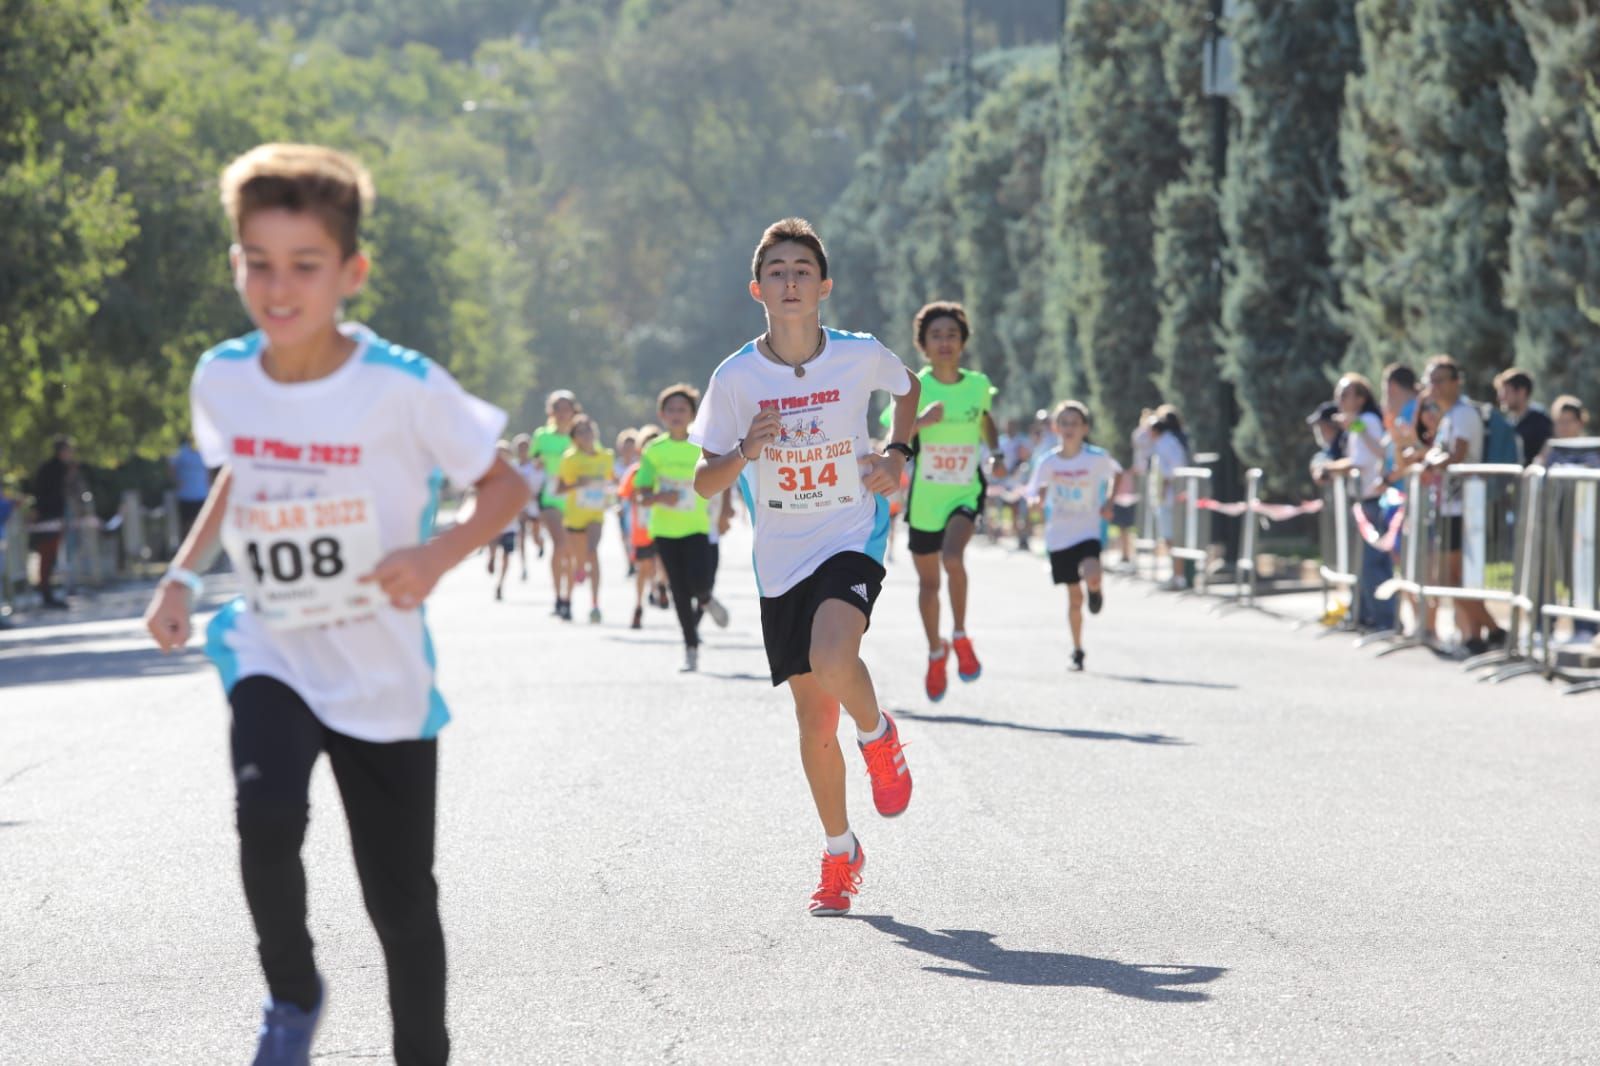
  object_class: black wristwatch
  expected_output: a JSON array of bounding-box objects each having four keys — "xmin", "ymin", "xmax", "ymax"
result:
[{"xmin": 884, "ymin": 442, "xmax": 914, "ymax": 460}]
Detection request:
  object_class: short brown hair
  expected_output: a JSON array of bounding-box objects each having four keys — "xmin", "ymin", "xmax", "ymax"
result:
[
  {"xmin": 1493, "ymin": 367, "xmax": 1534, "ymax": 394},
  {"xmin": 1424, "ymin": 353, "xmax": 1461, "ymax": 381},
  {"xmin": 220, "ymin": 143, "xmax": 374, "ymax": 258},
  {"xmin": 657, "ymin": 383, "xmax": 701, "ymax": 414},
  {"xmin": 752, "ymin": 217, "xmax": 828, "ymax": 280},
  {"xmin": 1381, "ymin": 363, "xmax": 1417, "ymax": 392},
  {"xmin": 913, "ymin": 301, "xmax": 971, "ymax": 351}
]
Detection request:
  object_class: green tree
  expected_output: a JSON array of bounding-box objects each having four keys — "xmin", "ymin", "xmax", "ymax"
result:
[
  {"xmin": 1399, "ymin": 0, "xmax": 1529, "ymax": 391},
  {"xmin": 1151, "ymin": 0, "xmax": 1226, "ymax": 458},
  {"xmin": 1328, "ymin": 0, "xmax": 1415, "ymax": 382},
  {"xmin": 0, "ymin": 0, "xmax": 140, "ymax": 469},
  {"xmin": 1219, "ymin": 0, "xmax": 1358, "ymax": 492},
  {"xmin": 1503, "ymin": 2, "xmax": 1600, "ymax": 410},
  {"xmin": 1048, "ymin": 0, "xmax": 1183, "ymax": 458},
  {"xmin": 945, "ymin": 51, "xmax": 1057, "ymax": 412}
]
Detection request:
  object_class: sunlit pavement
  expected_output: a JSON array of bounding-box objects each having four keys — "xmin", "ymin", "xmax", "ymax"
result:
[{"xmin": 3, "ymin": 522, "xmax": 1597, "ymax": 1063}]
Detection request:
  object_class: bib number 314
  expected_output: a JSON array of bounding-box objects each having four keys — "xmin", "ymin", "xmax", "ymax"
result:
[
  {"xmin": 758, "ymin": 440, "xmax": 862, "ymax": 513},
  {"xmin": 225, "ymin": 493, "xmax": 384, "ymax": 631}
]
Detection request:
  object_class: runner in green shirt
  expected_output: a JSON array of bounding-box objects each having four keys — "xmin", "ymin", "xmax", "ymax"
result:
[
  {"xmin": 636, "ymin": 383, "xmax": 729, "ymax": 672},
  {"xmin": 532, "ymin": 389, "xmax": 579, "ymax": 620},
  {"xmin": 900, "ymin": 302, "xmax": 1000, "ymax": 701}
]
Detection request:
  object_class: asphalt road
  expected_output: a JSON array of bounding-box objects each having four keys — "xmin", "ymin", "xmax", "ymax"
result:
[{"xmin": 3, "ymin": 522, "xmax": 1597, "ymax": 1064}]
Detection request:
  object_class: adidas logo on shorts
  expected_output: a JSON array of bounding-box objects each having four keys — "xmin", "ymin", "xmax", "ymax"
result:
[{"xmin": 851, "ymin": 583, "xmax": 869, "ymax": 602}]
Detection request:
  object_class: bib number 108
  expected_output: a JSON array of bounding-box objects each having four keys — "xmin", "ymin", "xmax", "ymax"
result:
[
  {"xmin": 775, "ymin": 463, "xmax": 839, "ymax": 493},
  {"xmin": 245, "ymin": 537, "xmax": 346, "ymax": 584}
]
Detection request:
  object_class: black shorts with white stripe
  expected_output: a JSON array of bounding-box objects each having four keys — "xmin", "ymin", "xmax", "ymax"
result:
[{"xmin": 758, "ymin": 551, "xmax": 885, "ymax": 687}]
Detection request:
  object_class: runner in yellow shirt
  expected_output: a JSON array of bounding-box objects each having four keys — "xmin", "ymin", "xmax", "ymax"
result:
[{"xmin": 556, "ymin": 415, "xmax": 615, "ymax": 624}]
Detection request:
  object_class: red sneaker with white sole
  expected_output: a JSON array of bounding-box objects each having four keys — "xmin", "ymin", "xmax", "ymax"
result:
[
  {"xmin": 808, "ymin": 843, "xmax": 866, "ymax": 917},
  {"xmin": 952, "ymin": 635, "xmax": 982, "ymax": 682},
  {"xmin": 859, "ymin": 712, "xmax": 912, "ymax": 817}
]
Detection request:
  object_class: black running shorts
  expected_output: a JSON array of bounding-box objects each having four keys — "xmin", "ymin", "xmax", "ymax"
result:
[
  {"xmin": 759, "ymin": 551, "xmax": 886, "ymax": 686},
  {"xmin": 1049, "ymin": 539, "xmax": 1102, "ymax": 585}
]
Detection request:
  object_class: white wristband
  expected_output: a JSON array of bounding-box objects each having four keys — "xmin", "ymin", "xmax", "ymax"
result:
[{"xmin": 162, "ymin": 567, "xmax": 204, "ymax": 598}]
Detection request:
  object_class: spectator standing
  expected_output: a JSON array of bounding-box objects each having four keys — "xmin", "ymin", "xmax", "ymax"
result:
[
  {"xmin": 171, "ymin": 437, "xmax": 211, "ymax": 542},
  {"xmin": 1324, "ymin": 375, "xmax": 1394, "ymax": 631},
  {"xmin": 1423, "ymin": 355, "xmax": 1503, "ymax": 655},
  {"xmin": 1494, "ymin": 368, "xmax": 1554, "ymax": 466},
  {"xmin": 1148, "ymin": 405, "xmax": 1190, "ymax": 590},
  {"xmin": 26, "ymin": 437, "xmax": 74, "ymax": 609}
]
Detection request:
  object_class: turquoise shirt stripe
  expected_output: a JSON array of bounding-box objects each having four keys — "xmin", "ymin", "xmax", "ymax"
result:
[
  {"xmin": 418, "ymin": 469, "xmax": 450, "ymax": 738},
  {"xmin": 203, "ymin": 598, "xmax": 245, "ymax": 694}
]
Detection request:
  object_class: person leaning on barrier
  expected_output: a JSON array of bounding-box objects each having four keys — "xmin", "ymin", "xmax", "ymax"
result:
[
  {"xmin": 1494, "ymin": 367, "xmax": 1554, "ymax": 466},
  {"xmin": 1322, "ymin": 374, "xmax": 1395, "ymax": 631},
  {"xmin": 1533, "ymin": 395, "xmax": 1588, "ymax": 467},
  {"xmin": 1306, "ymin": 401, "xmax": 1344, "ymax": 486},
  {"xmin": 1422, "ymin": 354, "xmax": 1505, "ymax": 656}
]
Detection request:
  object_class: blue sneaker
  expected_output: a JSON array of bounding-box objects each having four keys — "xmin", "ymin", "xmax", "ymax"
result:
[{"xmin": 251, "ymin": 978, "xmax": 324, "ymax": 1066}]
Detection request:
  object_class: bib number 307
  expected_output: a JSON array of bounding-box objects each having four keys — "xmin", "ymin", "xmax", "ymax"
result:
[{"xmin": 225, "ymin": 493, "xmax": 384, "ymax": 631}]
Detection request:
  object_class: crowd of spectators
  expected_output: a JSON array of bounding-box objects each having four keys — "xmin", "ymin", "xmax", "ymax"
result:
[{"xmin": 1309, "ymin": 356, "xmax": 1593, "ymax": 656}]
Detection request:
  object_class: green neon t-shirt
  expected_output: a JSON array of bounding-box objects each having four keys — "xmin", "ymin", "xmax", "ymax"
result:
[
  {"xmin": 894, "ymin": 367, "xmax": 994, "ymax": 531},
  {"xmin": 532, "ymin": 426, "xmax": 572, "ymax": 509},
  {"xmin": 635, "ymin": 436, "xmax": 709, "ymax": 539}
]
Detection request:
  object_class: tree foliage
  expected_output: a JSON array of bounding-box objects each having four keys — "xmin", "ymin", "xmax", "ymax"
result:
[
  {"xmin": 1219, "ymin": 0, "xmax": 1359, "ymax": 492},
  {"xmin": 1048, "ymin": 0, "xmax": 1183, "ymax": 459},
  {"xmin": 1503, "ymin": 1, "xmax": 1600, "ymax": 411}
]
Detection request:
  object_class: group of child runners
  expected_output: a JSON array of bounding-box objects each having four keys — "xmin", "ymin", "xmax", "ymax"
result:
[{"xmin": 140, "ymin": 144, "xmax": 1124, "ymax": 1066}]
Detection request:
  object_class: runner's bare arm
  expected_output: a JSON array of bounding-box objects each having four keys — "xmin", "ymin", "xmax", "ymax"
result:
[
  {"xmin": 863, "ymin": 372, "xmax": 920, "ymax": 495},
  {"xmin": 695, "ymin": 408, "xmax": 782, "ymax": 498},
  {"xmin": 143, "ymin": 468, "xmax": 233, "ymax": 651},
  {"xmin": 361, "ymin": 457, "xmax": 529, "ymax": 610}
]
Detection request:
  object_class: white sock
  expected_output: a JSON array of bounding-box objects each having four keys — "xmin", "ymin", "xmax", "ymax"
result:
[
  {"xmin": 928, "ymin": 644, "xmax": 947, "ymax": 661},
  {"xmin": 857, "ymin": 713, "xmax": 889, "ymax": 744},
  {"xmin": 951, "ymin": 629, "xmax": 965, "ymax": 640},
  {"xmin": 825, "ymin": 830, "xmax": 857, "ymax": 858}
]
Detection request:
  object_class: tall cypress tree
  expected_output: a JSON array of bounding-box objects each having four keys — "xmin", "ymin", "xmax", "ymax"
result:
[
  {"xmin": 1050, "ymin": 0, "xmax": 1183, "ymax": 457},
  {"xmin": 1503, "ymin": 2, "xmax": 1600, "ymax": 409},
  {"xmin": 1151, "ymin": 0, "xmax": 1225, "ymax": 457},
  {"xmin": 1400, "ymin": 0, "xmax": 1529, "ymax": 392},
  {"xmin": 1219, "ymin": 0, "xmax": 1359, "ymax": 492},
  {"xmin": 1329, "ymin": 0, "xmax": 1415, "ymax": 383}
]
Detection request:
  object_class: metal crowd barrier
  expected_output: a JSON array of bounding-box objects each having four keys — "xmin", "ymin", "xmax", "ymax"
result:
[
  {"xmin": 1466, "ymin": 466, "xmax": 1545, "ymax": 682},
  {"xmin": 1132, "ymin": 458, "xmax": 1162, "ymax": 580},
  {"xmin": 1210, "ymin": 468, "xmax": 1265, "ymax": 612},
  {"xmin": 1316, "ymin": 469, "xmax": 1361, "ymax": 632},
  {"xmin": 1534, "ymin": 464, "xmax": 1600, "ymax": 694},
  {"xmin": 1169, "ymin": 466, "xmax": 1213, "ymax": 592},
  {"xmin": 1373, "ymin": 468, "xmax": 1433, "ymax": 658},
  {"xmin": 1418, "ymin": 465, "xmax": 1524, "ymax": 664}
]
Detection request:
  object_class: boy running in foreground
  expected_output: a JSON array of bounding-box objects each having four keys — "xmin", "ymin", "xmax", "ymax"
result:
[
  {"xmin": 142, "ymin": 143, "xmax": 527, "ymax": 1065},
  {"xmin": 1027, "ymin": 401, "xmax": 1120, "ymax": 671},
  {"xmin": 691, "ymin": 217, "xmax": 920, "ymax": 916}
]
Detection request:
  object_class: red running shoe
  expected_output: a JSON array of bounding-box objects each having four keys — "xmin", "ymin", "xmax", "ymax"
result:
[
  {"xmin": 952, "ymin": 635, "xmax": 982, "ymax": 682},
  {"xmin": 860, "ymin": 712, "xmax": 912, "ymax": 817},
  {"xmin": 924, "ymin": 643, "xmax": 949, "ymax": 702},
  {"xmin": 808, "ymin": 843, "xmax": 866, "ymax": 917}
]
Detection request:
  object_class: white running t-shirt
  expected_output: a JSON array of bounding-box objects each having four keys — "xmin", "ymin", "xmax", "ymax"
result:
[
  {"xmin": 689, "ymin": 328, "xmax": 913, "ymax": 597},
  {"xmin": 1027, "ymin": 445, "xmax": 1123, "ymax": 552},
  {"xmin": 192, "ymin": 323, "xmax": 506, "ymax": 742}
]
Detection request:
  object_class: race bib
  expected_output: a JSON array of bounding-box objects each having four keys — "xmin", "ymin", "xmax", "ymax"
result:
[
  {"xmin": 917, "ymin": 443, "xmax": 979, "ymax": 486},
  {"xmin": 659, "ymin": 477, "xmax": 698, "ymax": 512},
  {"xmin": 1049, "ymin": 478, "xmax": 1097, "ymax": 516},
  {"xmin": 225, "ymin": 493, "xmax": 384, "ymax": 632},
  {"xmin": 576, "ymin": 484, "xmax": 610, "ymax": 511},
  {"xmin": 757, "ymin": 440, "xmax": 862, "ymax": 514}
]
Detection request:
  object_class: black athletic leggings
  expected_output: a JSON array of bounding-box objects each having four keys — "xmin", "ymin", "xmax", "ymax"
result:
[
  {"xmin": 230, "ymin": 676, "xmax": 448, "ymax": 1066},
  {"xmin": 654, "ymin": 533, "xmax": 714, "ymax": 648}
]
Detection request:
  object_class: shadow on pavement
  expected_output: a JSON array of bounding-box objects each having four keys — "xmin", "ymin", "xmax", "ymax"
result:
[
  {"xmin": 0, "ymin": 646, "xmax": 210, "ymax": 689},
  {"xmin": 892, "ymin": 709, "xmax": 1186, "ymax": 746},
  {"xmin": 1096, "ymin": 673, "xmax": 1239, "ymax": 691},
  {"xmin": 699, "ymin": 671, "xmax": 771, "ymax": 683},
  {"xmin": 852, "ymin": 915, "xmax": 1225, "ymax": 1002}
]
